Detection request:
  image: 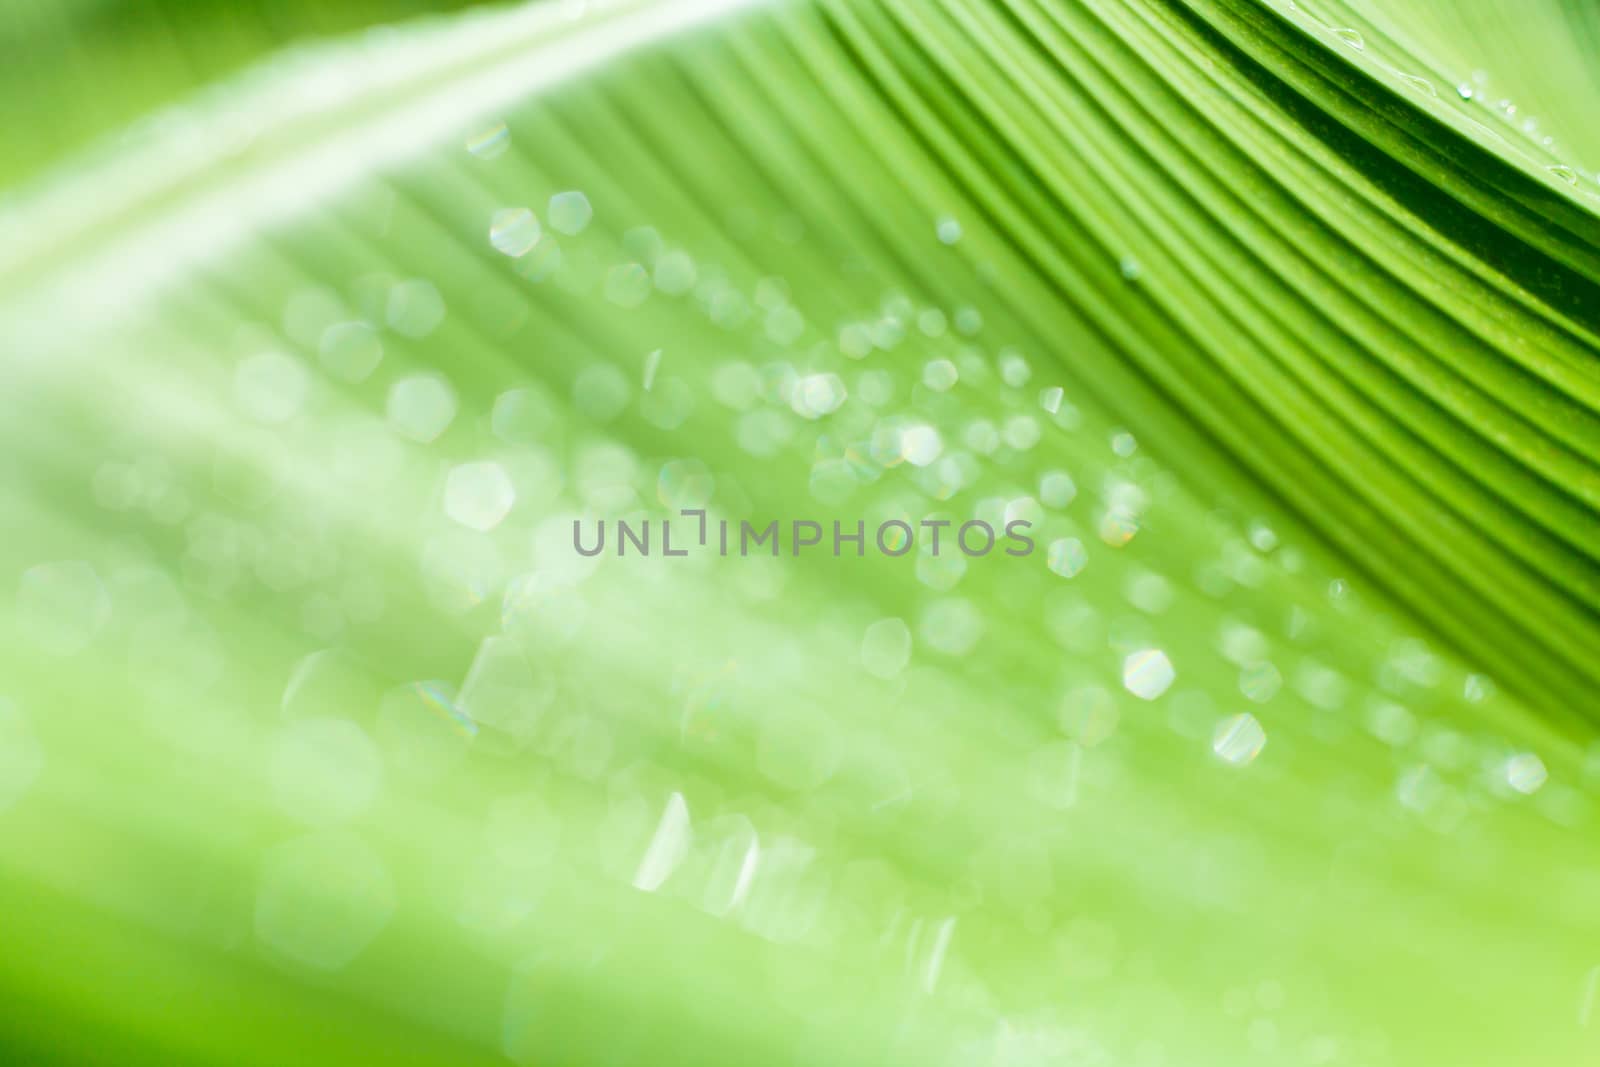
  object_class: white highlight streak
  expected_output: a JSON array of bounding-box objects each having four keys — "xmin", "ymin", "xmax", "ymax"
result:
[{"xmin": 0, "ymin": 0, "xmax": 771, "ymax": 364}]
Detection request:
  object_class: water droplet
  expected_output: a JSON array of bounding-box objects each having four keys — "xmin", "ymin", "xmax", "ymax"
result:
[
  {"xmin": 1118, "ymin": 256, "xmax": 1143, "ymax": 281},
  {"xmin": 1126, "ymin": 570, "xmax": 1173, "ymax": 614},
  {"xmin": 491, "ymin": 385, "xmax": 559, "ymax": 445},
  {"xmin": 709, "ymin": 286, "xmax": 752, "ymax": 332},
  {"xmin": 1003, "ymin": 414, "xmax": 1041, "ymax": 450},
  {"xmin": 318, "ymin": 321, "xmax": 383, "ymax": 384},
  {"xmin": 386, "ymin": 374, "xmax": 456, "ymax": 443},
  {"xmin": 1047, "ymin": 538, "xmax": 1088, "ymax": 578},
  {"xmin": 1506, "ymin": 752, "xmax": 1547, "ymax": 795},
  {"xmin": 385, "ymin": 278, "xmax": 446, "ymax": 338},
  {"xmin": 1098, "ymin": 511, "xmax": 1139, "ymax": 547},
  {"xmin": 920, "ymin": 598, "xmax": 983, "ymax": 655},
  {"xmin": 445, "ymin": 461, "xmax": 515, "ymax": 532},
  {"xmin": 1366, "ymin": 701, "xmax": 1415, "ymax": 746},
  {"xmin": 1549, "ymin": 164, "xmax": 1580, "ymax": 186},
  {"xmin": 923, "ymin": 359, "xmax": 959, "ymax": 392},
  {"xmin": 961, "ymin": 418, "xmax": 998, "ymax": 455},
  {"xmin": 547, "ymin": 190, "xmax": 592, "ymax": 235},
  {"xmin": 916, "ymin": 550, "xmax": 966, "ymax": 592},
  {"xmin": 1295, "ymin": 659, "xmax": 1349, "ymax": 710},
  {"xmin": 1455, "ymin": 83, "xmax": 1474, "ymax": 100},
  {"xmin": 624, "ymin": 226, "xmax": 664, "ymax": 266},
  {"xmin": 513, "ymin": 237, "xmax": 563, "ymax": 282},
  {"xmin": 868, "ymin": 314, "xmax": 903, "ymax": 349},
  {"xmin": 998, "ymin": 349, "xmax": 1032, "ymax": 388},
  {"xmin": 605, "ymin": 263, "xmax": 651, "ymax": 308},
  {"xmin": 489, "ymin": 207, "xmax": 541, "ymax": 257},
  {"xmin": 1218, "ymin": 622, "xmax": 1268, "ymax": 665},
  {"xmin": 1421, "ymin": 728, "xmax": 1469, "ymax": 772},
  {"xmin": 898, "ymin": 424, "xmax": 943, "ymax": 467},
  {"xmin": 791, "ymin": 373, "xmax": 847, "ymax": 418},
  {"xmin": 1247, "ymin": 521, "xmax": 1278, "ymax": 552},
  {"xmin": 1040, "ymin": 471, "xmax": 1077, "ymax": 508},
  {"xmin": 1329, "ymin": 27, "xmax": 1364, "ymax": 50},
  {"xmin": 1238, "ymin": 662, "xmax": 1282, "ymax": 703},
  {"xmin": 1212, "ymin": 713, "xmax": 1267, "ymax": 765},
  {"xmin": 861, "ymin": 618, "xmax": 912, "ymax": 679},
  {"xmin": 1396, "ymin": 764, "xmax": 1438, "ymax": 814},
  {"xmin": 1007, "ymin": 497, "xmax": 1044, "ymax": 530},
  {"xmin": 654, "ymin": 250, "xmax": 697, "ymax": 294},
  {"xmin": 1395, "ymin": 72, "xmax": 1436, "ymax": 97},
  {"xmin": 936, "ymin": 216, "xmax": 963, "ymax": 245},
  {"xmin": 465, "ymin": 120, "xmax": 510, "ymax": 160},
  {"xmin": 836, "ymin": 322, "xmax": 872, "ymax": 359},
  {"xmin": 1122, "ymin": 649, "xmax": 1175, "ymax": 700},
  {"xmin": 875, "ymin": 519, "xmax": 912, "ymax": 555}
]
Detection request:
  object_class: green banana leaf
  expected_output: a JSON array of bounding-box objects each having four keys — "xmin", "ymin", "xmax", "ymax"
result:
[{"xmin": 1, "ymin": 1, "xmax": 1597, "ymax": 1064}]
